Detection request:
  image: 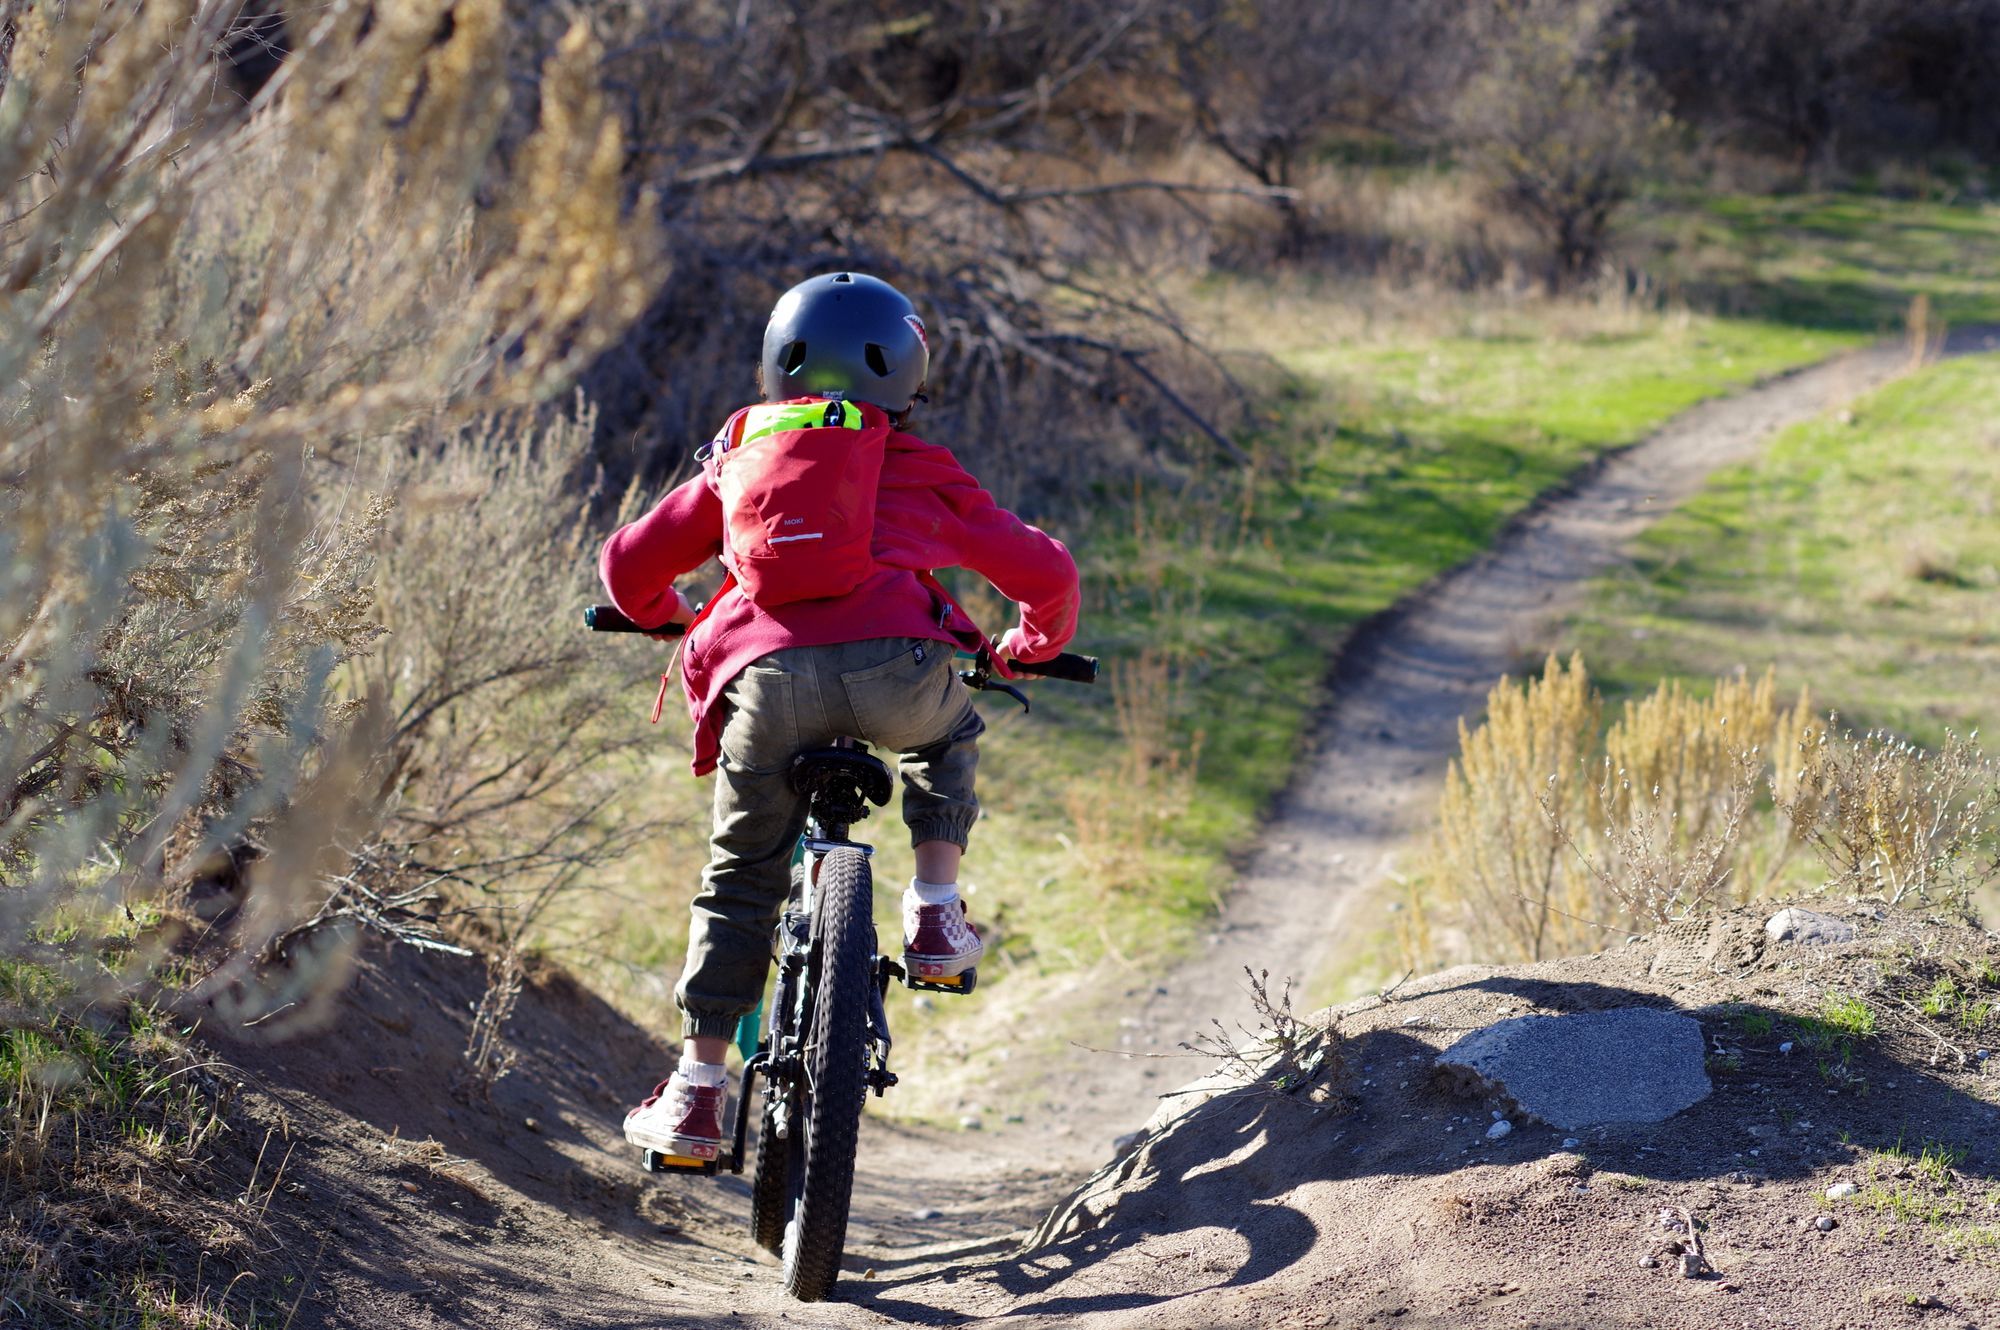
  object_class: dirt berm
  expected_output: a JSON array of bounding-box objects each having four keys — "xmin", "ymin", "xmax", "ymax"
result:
[
  {"xmin": 943, "ymin": 908, "xmax": 2000, "ymax": 1330},
  {"xmin": 182, "ymin": 904, "xmax": 1999, "ymax": 1330}
]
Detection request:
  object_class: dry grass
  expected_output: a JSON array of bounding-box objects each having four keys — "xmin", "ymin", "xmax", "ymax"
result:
[
  {"xmin": 0, "ymin": 990, "xmax": 307, "ymax": 1328},
  {"xmin": 2, "ymin": 0, "xmax": 658, "ymax": 1012},
  {"xmin": 1777, "ymin": 724, "xmax": 2000, "ymax": 911},
  {"xmin": 1059, "ymin": 649, "xmax": 1205, "ymax": 961},
  {"xmin": 1, "ymin": 4, "xmax": 659, "ymax": 1320},
  {"xmin": 1409, "ymin": 657, "xmax": 1956, "ymax": 965}
]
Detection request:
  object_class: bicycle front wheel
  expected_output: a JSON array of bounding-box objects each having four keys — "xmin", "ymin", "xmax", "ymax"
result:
[{"xmin": 780, "ymin": 847, "xmax": 874, "ymax": 1301}]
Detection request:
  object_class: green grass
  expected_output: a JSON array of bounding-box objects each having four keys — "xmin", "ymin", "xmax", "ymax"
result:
[
  {"xmin": 859, "ymin": 300, "xmax": 1867, "ymax": 1112},
  {"xmin": 1564, "ymin": 355, "xmax": 2000, "ymax": 748},
  {"xmin": 975, "ymin": 313, "xmax": 1852, "ymax": 950},
  {"xmin": 1857, "ymin": 1138, "xmax": 2000, "ymax": 1257},
  {"xmin": 1646, "ymin": 191, "xmax": 2000, "ymax": 331},
  {"xmin": 1797, "ymin": 991, "xmax": 1879, "ymax": 1064}
]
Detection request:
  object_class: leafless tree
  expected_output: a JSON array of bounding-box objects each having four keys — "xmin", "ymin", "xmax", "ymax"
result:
[
  {"xmin": 488, "ymin": 1, "xmax": 1272, "ymax": 501},
  {"xmin": 1453, "ymin": 0, "xmax": 1672, "ymax": 286},
  {"xmin": 1163, "ymin": 0, "xmax": 1456, "ymax": 255}
]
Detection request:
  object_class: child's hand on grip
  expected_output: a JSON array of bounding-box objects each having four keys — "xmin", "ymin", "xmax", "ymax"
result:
[{"xmin": 991, "ymin": 626, "xmax": 1045, "ymax": 680}]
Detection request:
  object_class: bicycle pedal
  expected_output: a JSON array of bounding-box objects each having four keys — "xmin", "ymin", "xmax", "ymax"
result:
[
  {"xmin": 904, "ymin": 967, "xmax": 976, "ymax": 995},
  {"xmin": 642, "ymin": 1147, "xmax": 719, "ymax": 1176}
]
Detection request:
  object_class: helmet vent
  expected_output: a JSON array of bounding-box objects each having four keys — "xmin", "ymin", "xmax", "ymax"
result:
[
  {"xmin": 782, "ymin": 340, "xmax": 808, "ymax": 374},
  {"xmin": 864, "ymin": 343, "xmax": 890, "ymax": 376}
]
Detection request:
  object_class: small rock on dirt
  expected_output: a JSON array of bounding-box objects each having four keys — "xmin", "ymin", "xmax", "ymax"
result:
[
  {"xmin": 1485, "ymin": 1120, "xmax": 1512, "ymax": 1140},
  {"xmin": 959, "ymin": 1115, "xmax": 983, "ymax": 1131},
  {"xmin": 1815, "ymin": 1216, "xmax": 1837, "ymax": 1232},
  {"xmin": 1825, "ymin": 1182, "xmax": 1857, "ymax": 1200},
  {"xmin": 1764, "ymin": 907, "xmax": 1855, "ymax": 945},
  {"xmin": 910, "ymin": 1207, "xmax": 942, "ymax": 1221}
]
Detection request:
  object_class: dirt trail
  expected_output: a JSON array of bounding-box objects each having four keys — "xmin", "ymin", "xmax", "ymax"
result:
[
  {"xmin": 1069, "ymin": 327, "xmax": 1997, "ymax": 1136},
  {"xmin": 255, "ymin": 332, "xmax": 1996, "ymax": 1328}
]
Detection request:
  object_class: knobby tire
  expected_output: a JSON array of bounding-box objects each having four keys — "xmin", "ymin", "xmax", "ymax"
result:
[
  {"xmin": 749, "ymin": 868, "xmax": 806, "ymax": 1256},
  {"xmin": 748, "ymin": 1073, "xmax": 789, "ymax": 1255},
  {"xmin": 780, "ymin": 848, "xmax": 873, "ymax": 1301}
]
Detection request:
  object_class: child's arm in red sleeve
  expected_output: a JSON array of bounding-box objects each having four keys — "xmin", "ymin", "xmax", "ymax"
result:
[
  {"xmin": 598, "ymin": 475, "xmax": 724, "ymax": 628},
  {"xmin": 956, "ymin": 494, "xmax": 1081, "ymax": 661}
]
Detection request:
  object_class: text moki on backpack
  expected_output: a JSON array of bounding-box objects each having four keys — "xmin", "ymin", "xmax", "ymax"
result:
[{"xmin": 707, "ymin": 398, "xmax": 887, "ymax": 607}]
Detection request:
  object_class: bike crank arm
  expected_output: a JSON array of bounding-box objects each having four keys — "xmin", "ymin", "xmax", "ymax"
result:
[
  {"xmin": 728, "ymin": 1049, "xmax": 766, "ymax": 1175},
  {"xmin": 866, "ymin": 956, "xmax": 899, "ymax": 1098}
]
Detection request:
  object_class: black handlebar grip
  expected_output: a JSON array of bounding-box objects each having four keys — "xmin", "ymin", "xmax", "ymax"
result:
[
  {"xmin": 584, "ymin": 605, "xmax": 686, "ymax": 636},
  {"xmin": 1011, "ymin": 652, "xmax": 1099, "ymax": 684}
]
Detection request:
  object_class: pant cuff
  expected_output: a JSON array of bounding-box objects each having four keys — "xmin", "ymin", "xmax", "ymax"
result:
[
  {"xmin": 907, "ymin": 809, "xmax": 975, "ymax": 850},
  {"xmin": 681, "ymin": 1010, "xmax": 745, "ymax": 1043}
]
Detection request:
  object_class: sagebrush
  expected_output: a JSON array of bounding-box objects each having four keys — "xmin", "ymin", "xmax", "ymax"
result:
[{"xmin": 1412, "ymin": 657, "xmax": 1996, "ymax": 965}]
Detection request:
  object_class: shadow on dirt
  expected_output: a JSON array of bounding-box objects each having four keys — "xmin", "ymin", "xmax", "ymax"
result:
[
  {"xmin": 850, "ymin": 969, "xmax": 2000, "ymax": 1326},
  {"xmin": 205, "ymin": 937, "xmax": 709, "ymax": 1328}
]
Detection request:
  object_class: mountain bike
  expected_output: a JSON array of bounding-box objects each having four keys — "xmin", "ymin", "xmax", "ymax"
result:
[{"xmin": 586, "ymin": 603, "xmax": 1095, "ymax": 1300}]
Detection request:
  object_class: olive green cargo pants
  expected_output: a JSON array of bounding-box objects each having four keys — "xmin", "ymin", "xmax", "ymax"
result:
[{"xmin": 677, "ymin": 637, "xmax": 983, "ymax": 1041}]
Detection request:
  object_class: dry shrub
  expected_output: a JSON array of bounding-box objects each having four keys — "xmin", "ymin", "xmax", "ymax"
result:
[
  {"xmin": 1421, "ymin": 658, "xmax": 1821, "ymax": 963},
  {"xmin": 1602, "ymin": 670, "xmax": 1817, "ymax": 848},
  {"xmin": 1452, "ymin": 0, "xmax": 1672, "ymax": 285},
  {"xmin": 1426, "ymin": 654, "xmax": 1601, "ymax": 961},
  {"xmin": 343, "ymin": 409, "xmax": 668, "ymax": 950},
  {"xmin": 2, "ymin": 1, "xmax": 657, "ymax": 1019},
  {"xmin": 3, "ymin": 6, "xmax": 660, "ymax": 1314},
  {"xmin": 1777, "ymin": 725, "xmax": 2000, "ymax": 911},
  {"xmin": 1181, "ymin": 967, "xmax": 1344, "ymax": 1107}
]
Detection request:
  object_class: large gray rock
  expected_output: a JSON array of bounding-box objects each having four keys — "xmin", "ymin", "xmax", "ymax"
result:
[
  {"xmin": 1434, "ymin": 1007, "xmax": 1711, "ymax": 1131},
  {"xmin": 1764, "ymin": 907, "xmax": 1855, "ymax": 945}
]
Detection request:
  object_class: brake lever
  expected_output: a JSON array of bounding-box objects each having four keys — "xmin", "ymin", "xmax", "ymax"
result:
[{"xmin": 958, "ymin": 657, "xmax": 1031, "ymax": 714}]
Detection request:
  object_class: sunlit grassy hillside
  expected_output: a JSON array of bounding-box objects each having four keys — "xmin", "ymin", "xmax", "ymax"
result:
[{"xmin": 1566, "ymin": 354, "xmax": 2000, "ymax": 746}]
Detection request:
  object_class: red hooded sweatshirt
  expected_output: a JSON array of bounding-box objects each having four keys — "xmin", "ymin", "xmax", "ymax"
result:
[{"xmin": 599, "ymin": 406, "xmax": 1080, "ymax": 774}]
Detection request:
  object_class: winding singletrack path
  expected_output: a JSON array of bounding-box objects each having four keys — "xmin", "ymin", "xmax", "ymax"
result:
[{"xmin": 1038, "ymin": 326, "xmax": 2000, "ymax": 1171}]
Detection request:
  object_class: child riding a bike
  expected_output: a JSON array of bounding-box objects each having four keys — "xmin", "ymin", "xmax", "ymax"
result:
[{"xmin": 599, "ymin": 272, "xmax": 1081, "ymax": 1163}]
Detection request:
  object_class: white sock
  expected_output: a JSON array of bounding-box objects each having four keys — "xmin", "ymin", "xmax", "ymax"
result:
[
  {"xmin": 908, "ymin": 877, "xmax": 959, "ymax": 906},
  {"xmin": 677, "ymin": 1056, "xmax": 728, "ymax": 1088}
]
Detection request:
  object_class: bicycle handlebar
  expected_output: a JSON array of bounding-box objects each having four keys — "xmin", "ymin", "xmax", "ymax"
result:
[
  {"xmin": 1008, "ymin": 652, "xmax": 1098, "ymax": 684},
  {"xmin": 584, "ymin": 604, "xmax": 1097, "ymax": 685},
  {"xmin": 584, "ymin": 605, "xmax": 687, "ymax": 636}
]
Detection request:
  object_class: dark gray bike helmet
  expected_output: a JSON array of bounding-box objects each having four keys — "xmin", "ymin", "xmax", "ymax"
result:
[{"xmin": 760, "ymin": 271, "xmax": 929, "ymax": 412}]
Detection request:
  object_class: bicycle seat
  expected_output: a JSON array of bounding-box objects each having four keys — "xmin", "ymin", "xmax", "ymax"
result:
[{"xmin": 789, "ymin": 746, "xmax": 894, "ymax": 809}]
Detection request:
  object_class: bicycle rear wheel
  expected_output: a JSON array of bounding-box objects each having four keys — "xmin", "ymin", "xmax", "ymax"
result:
[{"xmin": 779, "ymin": 847, "xmax": 874, "ymax": 1301}]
